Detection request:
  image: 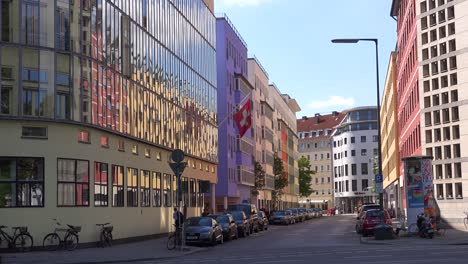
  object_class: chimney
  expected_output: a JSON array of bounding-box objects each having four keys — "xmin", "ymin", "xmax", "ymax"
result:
[
  {"xmin": 315, "ymin": 113, "xmax": 321, "ymax": 123},
  {"xmin": 302, "ymin": 116, "xmax": 308, "ymax": 120},
  {"xmin": 332, "ymin": 111, "xmax": 339, "ymax": 117}
]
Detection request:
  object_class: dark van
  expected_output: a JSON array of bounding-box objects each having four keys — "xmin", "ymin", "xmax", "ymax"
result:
[{"xmin": 227, "ymin": 204, "xmax": 259, "ymax": 233}]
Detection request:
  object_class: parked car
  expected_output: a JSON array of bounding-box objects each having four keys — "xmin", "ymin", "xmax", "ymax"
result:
[
  {"xmin": 316, "ymin": 208, "xmax": 323, "ymax": 217},
  {"xmin": 359, "ymin": 204, "xmax": 381, "ymax": 215},
  {"xmin": 358, "ymin": 209, "xmax": 393, "ymax": 237},
  {"xmin": 297, "ymin": 208, "xmax": 308, "ymax": 220},
  {"xmin": 270, "ymin": 210, "xmax": 294, "ymax": 225},
  {"xmin": 258, "ymin": 211, "xmax": 269, "ymax": 231},
  {"xmin": 327, "ymin": 208, "xmax": 336, "ymax": 216},
  {"xmin": 184, "ymin": 217, "xmax": 224, "ymax": 246},
  {"xmin": 227, "ymin": 204, "xmax": 259, "ymax": 233},
  {"xmin": 209, "ymin": 214, "xmax": 238, "ymax": 240},
  {"xmin": 229, "ymin": 210, "xmax": 250, "ymax": 237},
  {"xmin": 289, "ymin": 208, "xmax": 303, "ymax": 223},
  {"xmin": 305, "ymin": 209, "xmax": 314, "ymax": 219}
]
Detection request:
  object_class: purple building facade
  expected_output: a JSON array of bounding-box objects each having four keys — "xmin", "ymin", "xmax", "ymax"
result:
[{"xmin": 215, "ymin": 15, "xmax": 255, "ymax": 212}]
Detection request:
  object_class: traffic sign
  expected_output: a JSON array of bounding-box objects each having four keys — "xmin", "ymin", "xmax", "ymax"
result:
[
  {"xmin": 171, "ymin": 149, "xmax": 185, "ymax": 163},
  {"xmin": 375, "ymin": 174, "xmax": 383, "ymax": 183},
  {"xmin": 169, "ymin": 162, "xmax": 187, "ymax": 177}
]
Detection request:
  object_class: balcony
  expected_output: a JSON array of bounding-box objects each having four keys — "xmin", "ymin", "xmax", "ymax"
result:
[
  {"xmin": 237, "ymin": 166, "xmax": 255, "ymax": 186},
  {"xmin": 238, "ymin": 137, "xmax": 254, "ymax": 155},
  {"xmin": 265, "ymin": 175, "xmax": 275, "ymax": 190},
  {"xmin": 263, "ymin": 127, "xmax": 274, "ymax": 143}
]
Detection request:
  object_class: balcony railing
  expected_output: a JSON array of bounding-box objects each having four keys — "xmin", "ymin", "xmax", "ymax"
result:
[
  {"xmin": 237, "ymin": 166, "xmax": 255, "ymax": 186},
  {"xmin": 238, "ymin": 137, "xmax": 254, "ymax": 155},
  {"xmin": 263, "ymin": 127, "xmax": 274, "ymax": 143},
  {"xmin": 265, "ymin": 175, "xmax": 275, "ymax": 190}
]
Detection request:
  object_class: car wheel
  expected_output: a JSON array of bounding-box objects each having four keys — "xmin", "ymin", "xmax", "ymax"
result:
[
  {"xmin": 219, "ymin": 234, "xmax": 224, "ymax": 244},
  {"xmin": 355, "ymin": 225, "xmax": 361, "ymax": 234}
]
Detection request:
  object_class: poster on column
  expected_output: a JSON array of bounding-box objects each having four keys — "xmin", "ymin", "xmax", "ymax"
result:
[
  {"xmin": 422, "ymin": 159, "xmax": 435, "ymax": 217},
  {"xmin": 406, "ymin": 159, "xmax": 423, "ymax": 208}
]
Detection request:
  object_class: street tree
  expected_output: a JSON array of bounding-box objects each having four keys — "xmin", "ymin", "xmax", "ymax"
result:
[
  {"xmin": 252, "ymin": 161, "xmax": 266, "ymax": 196},
  {"xmin": 272, "ymin": 154, "xmax": 287, "ymax": 209},
  {"xmin": 298, "ymin": 157, "xmax": 314, "ymax": 197}
]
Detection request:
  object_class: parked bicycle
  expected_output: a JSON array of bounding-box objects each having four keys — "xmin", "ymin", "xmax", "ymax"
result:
[
  {"xmin": 0, "ymin": 225, "xmax": 33, "ymax": 252},
  {"xmin": 96, "ymin": 223, "xmax": 113, "ymax": 247},
  {"xmin": 167, "ymin": 224, "xmax": 182, "ymax": 250},
  {"xmin": 43, "ymin": 218, "xmax": 81, "ymax": 251}
]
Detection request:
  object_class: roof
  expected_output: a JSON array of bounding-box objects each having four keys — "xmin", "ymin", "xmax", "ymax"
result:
[
  {"xmin": 296, "ymin": 112, "xmax": 346, "ymax": 135},
  {"xmin": 390, "ymin": 0, "xmax": 401, "ymax": 17}
]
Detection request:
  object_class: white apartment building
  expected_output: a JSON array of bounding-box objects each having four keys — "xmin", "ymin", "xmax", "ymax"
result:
[
  {"xmin": 418, "ymin": 0, "xmax": 468, "ymax": 223},
  {"xmin": 332, "ymin": 107, "xmax": 380, "ymax": 214}
]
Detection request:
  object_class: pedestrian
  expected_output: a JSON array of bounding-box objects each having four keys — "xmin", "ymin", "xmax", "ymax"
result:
[
  {"xmin": 202, "ymin": 204, "xmax": 210, "ymax": 216},
  {"xmin": 173, "ymin": 207, "xmax": 184, "ymax": 229}
]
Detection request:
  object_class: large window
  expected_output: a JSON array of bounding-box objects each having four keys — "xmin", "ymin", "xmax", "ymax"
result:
[
  {"xmin": 182, "ymin": 177, "xmax": 188, "ymax": 206},
  {"xmin": 361, "ymin": 163, "xmax": 368, "ymax": 175},
  {"xmin": 94, "ymin": 162, "xmax": 108, "ymax": 206},
  {"xmin": 57, "ymin": 159, "xmax": 89, "ymax": 206},
  {"xmin": 362, "ymin": 179, "xmax": 369, "ymax": 191},
  {"xmin": 0, "ymin": 157, "xmax": 44, "ymax": 207},
  {"xmin": 197, "ymin": 180, "xmax": 204, "ymax": 207},
  {"xmin": 163, "ymin": 173, "xmax": 172, "ymax": 207},
  {"xmin": 127, "ymin": 168, "xmax": 138, "ymax": 207},
  {"xmin": 140, "ymin": 170, "xmax": 150, "ymax": 207},
  {"xmin": 190, "ymin": 178, "xmax": 196, "ymax": 207},
  {"xmin": 152, "ymin": 172, "xmax": 161, "ymax": 207},
  {"xmin": 1, "ymin": 87, "xmax": 11, "ymax": 114},
  {"xmin": 22, "ymin": 89, "xmax": 47, "ymax": 116},
  {"xmin": 111, "ymin": 165, "xmax": 124, "ymax": 207}
]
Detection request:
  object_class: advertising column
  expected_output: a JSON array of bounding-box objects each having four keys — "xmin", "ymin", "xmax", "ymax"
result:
[{"xmin": 402, "ymin": 156, "xmax": 433, "ymax": 225}]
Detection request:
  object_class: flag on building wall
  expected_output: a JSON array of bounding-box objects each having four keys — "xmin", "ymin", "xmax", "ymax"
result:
[{"xmin": 234, "ymin": 98, "xmax": 252, "ymax": 138}]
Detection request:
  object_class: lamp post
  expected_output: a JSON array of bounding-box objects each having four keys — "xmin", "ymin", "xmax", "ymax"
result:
[{"xmin": 331, "ymin": 38, "xmax": 383, "ymax": 210}]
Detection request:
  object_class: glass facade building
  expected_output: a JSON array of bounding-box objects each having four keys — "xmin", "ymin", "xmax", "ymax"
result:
[
  {"xmin": 0, "ymin": 0, "xmax": 217, "ymax": 243},
  {"xmin": 0, "ymin": 0, "xmax": 217, "ymax": 161}
]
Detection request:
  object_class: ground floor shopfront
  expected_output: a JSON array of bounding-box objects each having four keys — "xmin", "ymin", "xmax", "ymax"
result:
[
  {"xmin": 335, "ymin": 196, "xmax": 376, "ymax": 214},
  {"xmin": 0, "ymin": 120, "xmax": 217, "ymax": 244}
]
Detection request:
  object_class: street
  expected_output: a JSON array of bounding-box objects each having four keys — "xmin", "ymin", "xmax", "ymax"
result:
[{"xmin": 135, "ymin": 215, "xmax": 468, "ymax": 264}]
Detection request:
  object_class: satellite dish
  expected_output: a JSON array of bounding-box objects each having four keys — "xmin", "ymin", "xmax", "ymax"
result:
[{"xmin": 171, "ymin": 149, "xmax": 185, "ymax": 163}]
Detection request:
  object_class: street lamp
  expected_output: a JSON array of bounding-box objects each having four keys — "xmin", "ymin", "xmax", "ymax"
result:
[{"xmin": 331, "ymin": 38, "xmax": 383, "ymax": 210}]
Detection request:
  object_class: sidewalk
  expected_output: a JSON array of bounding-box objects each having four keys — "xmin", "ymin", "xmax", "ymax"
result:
[
  {"xmin": 360, "ymin": 228, "xmax": 468, "ymax": 246},
  {"xmin": 1, "ymin": 236, "xmax": 206, "ymax": 264}
]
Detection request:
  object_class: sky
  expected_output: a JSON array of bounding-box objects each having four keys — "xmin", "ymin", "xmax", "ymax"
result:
[{"xmin": 214, "ymin": 0, "xmax": 397, "ymax": 118}]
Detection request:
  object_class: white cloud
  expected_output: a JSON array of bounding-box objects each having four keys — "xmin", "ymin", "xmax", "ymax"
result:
[
  {"xmin": 307, "ymin": 96, "xmax": 355, "ymax": 110},
  {"xmin": 217, "ymin": 0, "xmax": 273, "ymax": 7}
]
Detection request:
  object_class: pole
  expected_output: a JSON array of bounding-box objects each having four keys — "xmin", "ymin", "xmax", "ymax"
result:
[{"xmin": 373, "ymin": 40, "xmax": 383, "ymax": 210}]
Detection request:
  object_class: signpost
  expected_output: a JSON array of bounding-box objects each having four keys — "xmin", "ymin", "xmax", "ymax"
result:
[
  {"xmin": 375, "ymin": 174, "xmax": 383, "ymax": 208},
  {"xmin": 169, "ymin": 149, "xmax": 187, "ymax": 251}
]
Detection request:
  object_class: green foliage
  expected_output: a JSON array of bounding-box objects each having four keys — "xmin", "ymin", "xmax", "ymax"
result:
[
  {"xmin": 298, "ymin": 157, "xmax": 313, "ymax": 197},
  {"xmin": 272, "ymin": 155, "xmax": 287, "ymax": 209},
  {"xmin": 251, "ymin": 161, "xmax": 266, "ymax": 196}
]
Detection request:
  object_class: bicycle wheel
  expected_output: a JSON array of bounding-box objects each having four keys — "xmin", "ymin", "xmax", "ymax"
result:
[
  {"xmin": 464, "ymin": 217, "xmax": 468, "ymax": 230},
  {"xmin": 167, "ymin": 233, "xmax": 176, "ymax": 250},
  {"xmin": 408, "ymin": 223, "xmax": 419, "ymax": 235},
  {"xmin": 14, "ymin": 234, "xmax": 33, "ymax": 252},
  {"xmin": 64, "ymin": 233, "xmax": 79, "ymax": 251},
  {"xmin": 43, "ymin": 233, "xmax": 60, "ymax": 251},
  {"xmin": 100, "ymin": 231, "xmax": 113, "ymax": 247}
]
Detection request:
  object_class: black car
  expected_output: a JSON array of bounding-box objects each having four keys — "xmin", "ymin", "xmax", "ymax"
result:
[
  {"xmin": 227, "ymin": 204, "xmax": 259, "ymax": 233},
  {"xmin": 229, "ymin": 210, "xmax": 250, "ymax": 237},
  {"xmin": 258, "ymin": 211, "xmax": 269, "ymax": 231},
  {"xmin": 209, "ymin": 214, "xmax": 238, "ymax": 240},
  {"xmin": 184, "ymin": 217, "xmax": 224, "ymax": 246}
]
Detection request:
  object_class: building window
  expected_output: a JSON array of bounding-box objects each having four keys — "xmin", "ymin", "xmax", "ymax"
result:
[
  {"xmin": 94, "ymin": 162, "xmax": 108, "ymax": 207},
  {"xmin": 0, "ymin": 157, "xmax": 44, "ymax": 207},
  {"xmin": 351, "ymin": 164, "xmax": 357, "ymax": 175},
  {"xmin": 55, "ymin": 93, "xmax": 70, "ymax": 119},
  {"xmin": 361, "ymin": 149, "xmax": 367, "ymax": 156},
  {"xmin": 126, "ymin": 168, "xmax": 138, "ymax": 207},
  {"xmin": 132, "ymin": 145, "xmax": 138, "ymax": 155},
  {"xmin": 362, "ymin": 179, "xmax": 369, "ymax": 191},
  {"xmin": 373, "ymin": 135, "xmax": 378, "ymax": 142},
  {"xmin": 152, "ymin": 172, "xmax": 161, "ymax": 207},
  {"xmin": 352, "ymin": 180, "xmax": 357, "ymax": 192},
  {"xmin": 22, "ymin": 126, "xmax": 47, "ymax": 139},
  {"xmin": 351, "ymin": 137, "xmax": 355, "ymax": 143},
  {"xmin": 101, "ymin": 136, "xmax": 109, "ymax": 148},
  {"xmin": 361, "ymin": 136, "xmax": 366, "ymax": 143},
  {"xmin": 351, "ymin": 150, "xmax": 356, "ymax": 156},
  {"xmin": 118, "ymin": 140, "xmax": 125, "ymax": 152},
  {"xmin": 22, "ymin": 89, "xmax": 47, "ymax": 117},
  {"xmin": 111, "ymin": 165, "xmax": 124, "ymax": 207},
  {"xmin": 145, "ymin": 148, "xmax": 151, "ymax": 158},
  {"xmin": 78, "ymin": 131, "xmax": 90, "ymax": 143},
  {"xmin": 163, "ymin": 173, "xmax": 172, "ymax": 207},
  {"xmin": 361, "ymin": 163, "xmax": 368, "ymax": 175},
  {"xmin": 140, "ymin": 170, "xmax": 150, "ymax": 207},
  {"xmin": 190, "ymin": 178, "xmax": 196, "ymax": 207},
  {"xmin": 1, "ymin": 86, "xmax": 12, "ymax": 115},
  {"xmin": 57, "ymin": 159, "xmax": 89, "ymax": 206}
]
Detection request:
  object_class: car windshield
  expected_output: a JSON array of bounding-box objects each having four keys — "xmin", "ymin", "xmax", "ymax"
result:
[
  {"xmin": 231, "ymin": 212, "xmax": 244, "ymax": 220},
  {"xmin": 186, "ymin": 218, "xmax": 212, "ymax": 227},
  {"xmin": 228, "ymin": 205, "xmax": 251, "ymax": 216},
  {"xmin": 366, "ymin": 210, "xmax": 384, "ymax": 217},
  {"xmin": 363, "ymin": 205, "xmax": 380, "ymax": 211},
  {"xmin": 216, "ymin": 216, "xmax": 229, "ymax": 223},
  {"xmin": 273, "ymin": 211, "xmax": 285, "ymax": 216}
]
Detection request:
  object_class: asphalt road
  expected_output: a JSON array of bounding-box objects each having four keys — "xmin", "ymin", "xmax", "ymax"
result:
[{"xmin": 135, "ymin": 215, "xmax": 468, "ymax": 264}]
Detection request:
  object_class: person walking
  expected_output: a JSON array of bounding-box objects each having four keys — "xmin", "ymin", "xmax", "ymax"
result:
[{"xmin": 173, "ymin": 207, "xmax": 184, "ymax": 229}]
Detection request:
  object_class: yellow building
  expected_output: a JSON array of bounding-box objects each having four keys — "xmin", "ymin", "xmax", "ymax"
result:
[{"xmin": 380, "ymin": 52, "xmax": 401, "ymax": 212}]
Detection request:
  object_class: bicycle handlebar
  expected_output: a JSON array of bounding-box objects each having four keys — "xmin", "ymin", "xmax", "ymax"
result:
[{"xmin": 96, "ymin": 223, "xmax": 111, "ymax": 226}]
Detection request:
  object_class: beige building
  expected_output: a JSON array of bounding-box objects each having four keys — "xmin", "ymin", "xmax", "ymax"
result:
[
  {"xmin": 297, "ymin": 112, "xmax": 345, "ymax": 209},
  {"xmin": 417, "ymin": 0, "xmax": 468, "ymax": 223},
  {"xmin": 381, "ymin": 52, "xmax": 402, "ymax": 212}
]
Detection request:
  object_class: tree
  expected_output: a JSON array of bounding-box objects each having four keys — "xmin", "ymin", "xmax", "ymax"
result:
[
  {"xmin": 252, "ymin": 161, "xmax": 266, "ymax": 196},
  {"xmin": 298, "ymin": 157, "xmax": 314, "ymax": 197},
  {"xmin": 272, "ymin": 154, "xmax": 287, "ymax": 209}
]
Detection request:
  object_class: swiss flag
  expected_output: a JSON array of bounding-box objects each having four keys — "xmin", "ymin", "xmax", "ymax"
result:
[{"xmin": 234, "ymin": 98, "xmax": 252, "ymax": 138}]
